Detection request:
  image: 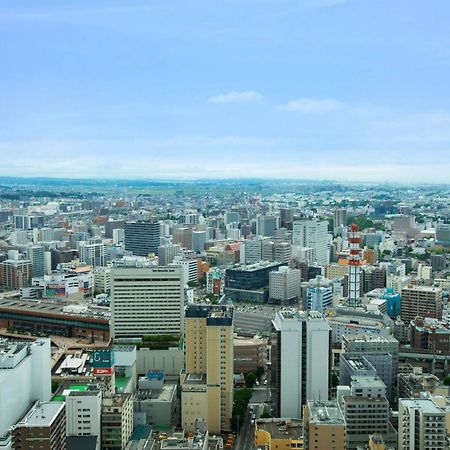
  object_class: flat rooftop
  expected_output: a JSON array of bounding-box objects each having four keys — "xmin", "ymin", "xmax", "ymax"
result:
[
  {"xmin": 400, "ymin": 398, "xmax": 445, "ymax": 414},
  {"xmin": 183, "ymin": 373, "xmax": 206, "ymax": 385},
  {"xmin": 307, "ymin": 401, "xmax": 345, "ymax": 425},
  {"xmin": 0, "ymin": 297, "xmax": 109, "ymax": 322},
  {"xmin": 256, "ymin": 419, "xmax": 303, "ymax": 440},
  {"xmin": 15, "ymin": 402, "xmax": 65, "ymax": 427}
]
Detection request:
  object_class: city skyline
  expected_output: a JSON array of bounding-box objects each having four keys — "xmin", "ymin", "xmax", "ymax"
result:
[{"xmin": 1, "ymin": 0, "xmax": 450, "ymax": 182}]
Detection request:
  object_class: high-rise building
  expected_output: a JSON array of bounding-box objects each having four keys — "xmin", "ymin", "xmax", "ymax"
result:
[
  {"xmin": 172, "ymin": 227, "xmax": 193, "ymax": 250},
  {"xmin": 0, "ymin": 338, "xmax": 51, "ymax": 448},
  {"xmin": 333, "ymin": 208, "xmax": 347, "ymax": 235},
  {"xmin": 241, "ymin": 239, "xmax": 263, "ymax": 264},
  {"xmin": 256, "ymin": 215, "xmax": 278, "ymax": 237},
  {"xmin": 262, "ymin": 240, "xmax": 291, "ymax": 264},
  {"xmin": 101, "ymin": 394, "xmax": 133, "ymax": 450},
  {"xmin": 398, "ymin": 398, "xmax": 447, "ymax": 450},
  {"xmin": 303, "ymin": 400, "xmax": 346, "ymax": 450},
  {"xmin": 271, "ymin": 310, "xmax": 331, "ymax": 418},
  {"xmin": 292, "ymin": 220, "xmax": 330, "ymax": 265},
  {"xmin": 158, "ymin": 244, "xmax": 182, "ymax": 266},
  {"xmin": 11, "ymin": 402, "xmax": 66, "ymax": 450},
  {"xmin": 27, "ymin": 245, "xmax": 45, "ymax": 278},
  {"xmin": 269, "ymin": 266, "xmax": 302, "ymax": 303},
  {"xmin": 181, "ymin": 304, "xmax": 234, "ymax": 433},
  {"xmin": 342, "ymin": 376, "xmax": 395, "ymax": 450},
  {"xmin": 105, "ymin": 220, "xmax": 126, "ymax": 238},
  {"xmin": 111, "ymin": 266, "xmax": 184, "ymax": 339},
  {"xmin": 14, "ymin": 215, "xmax": 44, "ymax": 230},
  {"xmin": 192, "ymin": 231, "xmax": 207, "ymax": 253},
  {"xmin": 0, "ymin": 259, "xmax": 33, "ymax": 289},
  {"xmin": 124, "ymin": 221, "xmax": 160, "ymax": 256},
  {"xmin": 435, "ymin": 223, "xmax": 450, "ymax": 246},
  {"xmin": 400, "ymin": 285, "xmax": 443, "ymax": 323},
  {"xmin": 66, "ymin": 385, "xmax": 102, "ymax": 450},
  {"xmin": 79, "ymin": 238, "xmax": 105, "ymax": 268},
  {"xmin": 305, "ymin": 275, "xmax": 333, "ymax": 313}
]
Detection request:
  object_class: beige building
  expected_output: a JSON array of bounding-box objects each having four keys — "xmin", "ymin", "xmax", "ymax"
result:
[
  {"xmin": 326, "ymin": 263, "xmax": 348, "ymax": 279},
  {"xmin": 254, "ymin": 418, "xmax": 303, "ymax": 450},
  {"xmin": 101, "ymin": 394, "xmax": 133, "ymax": 450},
  {"xmin": 303, "ymin": 400, "xmax": 346, "ymax": 450},
  {"xmin": 181, "ymin": 304, "xmax": 234, "ymax": 433},
  {"xmin": 233, "ymin": 335, "xmax": 268, "ymax": 374},
  {"xmin": 400, "ymin": 285, "xmax": 442, "ymax": 323}
]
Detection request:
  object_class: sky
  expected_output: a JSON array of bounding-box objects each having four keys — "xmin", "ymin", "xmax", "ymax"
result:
[{"xmin": 1, "ymin": 0, "xmax": 450, "ymax": 183}]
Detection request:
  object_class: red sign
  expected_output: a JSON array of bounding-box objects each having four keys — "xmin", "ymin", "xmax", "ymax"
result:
[{"xmin": 93, "ymin": 367, "xmax": 114, "ymax": 375}]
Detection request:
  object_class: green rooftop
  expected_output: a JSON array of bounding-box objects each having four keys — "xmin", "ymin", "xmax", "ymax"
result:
[
  {"xmin": 68, "ymin": 384, "xmax": 88, "ymax": 391},
  {"xmin": 52, "ymin": 395, "xmax": 65, "ymax": 402},
  {"xmin": 115, "ymin": 376, "xmax": 131, "ymax": 392}
]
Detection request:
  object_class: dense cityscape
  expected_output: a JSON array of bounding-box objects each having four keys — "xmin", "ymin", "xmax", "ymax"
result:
[{"xmin": 0, "ymin": 178, "xmax": 449, "ymax": 449}]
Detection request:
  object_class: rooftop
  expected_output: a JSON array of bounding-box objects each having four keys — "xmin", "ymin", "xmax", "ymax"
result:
[
  {"xmin": 13, "ymin": 402, "xmax": 65, "ymax": 428},
  {"xmin": 307, "ymin": 401, "xmax": 345, "ymax": 425},
  {"xmin": 400, "ymin": 398, "xmax": 445, "ymax": 414},
  {"xmin": 256, "ymin": 419, "xmax": 303, "ymax": 440}
]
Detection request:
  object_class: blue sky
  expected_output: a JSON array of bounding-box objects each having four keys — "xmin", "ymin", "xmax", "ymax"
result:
[{"xmin": 1, "ymin": 0, "xmax": 450, "ymax": 182}]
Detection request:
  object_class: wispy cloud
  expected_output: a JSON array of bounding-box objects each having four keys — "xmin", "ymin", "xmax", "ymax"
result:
[
  {"xmin": 279, "ymin": 98, "xmax": 344, "ymax": 113},
  {"xmin": 208, "ymin": 91, "xmax": 263, "ymax": 104}
]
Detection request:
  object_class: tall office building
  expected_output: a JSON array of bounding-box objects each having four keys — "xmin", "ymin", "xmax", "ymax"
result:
[
  {"xmin": 343, "ymin": 376, "xmax": 395, "ymax": 450},
  {"xmin": 101, "ymin": 394, "xmax": 134, "ymax": 450},
  {"xmin": 333, "ymin": 208, "xmax": 347, "ymax": 235},
  {"xmin": 241, "ymin": 239, "xmax": 263, "ymax": 264},
  {"xmin": 14, "ymin": 215, "xmax": 44, "ymax": 230},
  {"xmin": 192, "ymin": 231, "xmax": 207, "ymax": 253},
  {"xmin": 172, "ymin": 227, "xmax": 193, "ymax": 250},
  {"xmin": 158, "ymin": 244, "xmax": 182, "ymax": 266},
  {"xmin": 256, "ymin": 215, "xmax": 278, "ymax": 237},
  {"xmin": 111, "ymin": 266, "xmax": 184, "ymax": 339},
  {"xmin": 124, "ymin": 221, "xmax": 160, "ymax": 256},
  {"xmin": 271, "ymin": 310, "xmax": 331, "ymax": 418},
  {"xmin": 398, "ymin": 398, "xmax": 447, "ymax": 450},
  {"xmin": 79, "ymin": 238, "xmax": 105, "ymax": 268},
  {"xmin": 66, "ymin": 385, "xmax": 102, "ymax": 450},
  {"xmin": 262, "ymin": 240, "xmax": 292, "ymax": 264},
  {"xmin": 0, "ymin": 338, "xmax": 51, "ymax": 448},
  {"xmin": 27, "ymin": 245, "xmax": 45, "ymax": 278},
  {"xmin": 435, "ymin": 223, "xmax": 450, "ymax": 246},
  {"xmin": 181, "ymin": 304, "xmax": 234, "ymax": 433},
  {"xmin": 269, "ymin": 266, "xmax": 302, "ymax": 303},
  {"xmin": 11, "ymin": 402, "xmax": 66, "ymax": 450},
  {"xmin": 292, "ymin": 220, "xmax": 330, "ymax": 265},
  {"xmin": 400, "ymin": 285, "xmax": 443, "ymax": 323},
  {"xmin": 0, "ymin": 259, "xmax": 33, "ymax": 289}
]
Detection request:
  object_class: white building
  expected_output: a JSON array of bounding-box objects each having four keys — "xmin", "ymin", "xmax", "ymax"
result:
[
  {"xmin": 171, "ymin": 258, "xmax": 198, "ymax": 285},
  {"xmin": 269, "ymin": 266, "xmax": 301, "ymax": 303},
  {"xmin": 0, "ymin": 338, "xmax": 51, "ymax": 449},
  {"xmin": 241, "ymin": 239, "xmax": 263, "ymax": 264},
  {"xmin": 192, "ymin": 231, "xmax": 207, "ymax": 253},
  {"xmin": 94, "ymin": 266, "xmax": 112, "ymax": 294},
  {"xmin": 292, "ymin": 220, "xmax": 330, "ymax": 265},
  {"xmin": 306, "ymin": 276, "xmax": 333, "ymax": 313},
  {"xmin": 112, "ymin": 228, "xmax": 125, "ymax": 245},
  {"xmin": 79, "ymin": 239, "xmax": 105, "ymax": 267},
  {"xmin": 271, "ymin": 310, "xmax": 330, "ymax": 419},
  {"xmin": 66, "ymin": 385, "xmax": 102, "ymax": 450},
  {"xmin": 111, "ymin": 266, "xmax": 185, "ymax": 339},
  {"xmin": 398, "ymin": 398, "xmax": 447, "ymax": 450}
]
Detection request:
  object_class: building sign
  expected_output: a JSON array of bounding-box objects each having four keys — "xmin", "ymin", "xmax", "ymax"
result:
[
  {"xmin": 92, "ymin": 349, "xmax": 114, "ymax": 369},
  {"xmin": 93, "ymin": 367, "xmax": 114, "ymax": 375}
]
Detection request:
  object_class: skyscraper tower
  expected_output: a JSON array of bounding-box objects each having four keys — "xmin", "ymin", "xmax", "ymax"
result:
[{"xmin": 347, "ymin": 223, "xmax": 362, "ymax": 308}]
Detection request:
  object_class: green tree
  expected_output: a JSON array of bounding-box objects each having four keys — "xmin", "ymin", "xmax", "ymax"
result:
[
  {"xmin": 332, "ymin": 373, "xmax": 339, "ymax": 388},
  {"xmin": 444, "ymin": 375, "xmax": 450, "ymax": 386},
  {"xmin": 245, "ymin": 372, "xmax": 257, "ymax": 388}
]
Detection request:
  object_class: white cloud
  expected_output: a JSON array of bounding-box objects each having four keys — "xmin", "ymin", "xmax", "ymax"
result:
[
  {"xmin": 208, "ymin": 91, "xmax": 263, "ymax": 104},
  {"xmin": 279, "ymin": 98, "xmax": 344, "ymax": 113}
]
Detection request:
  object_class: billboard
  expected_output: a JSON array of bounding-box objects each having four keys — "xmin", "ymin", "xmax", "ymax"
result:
[
  {"xmin": 93, "ymin": 367, "xmax": 114, "ymax": 375},
  {"xmin": 92, "ymin": 349, "xmax": 114, "ymax": 369}
]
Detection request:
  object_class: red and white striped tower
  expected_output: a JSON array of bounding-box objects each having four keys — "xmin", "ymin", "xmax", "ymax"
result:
[{"xmin": 347, "ymin": 223, "xmax": 362, "ymax": 307}]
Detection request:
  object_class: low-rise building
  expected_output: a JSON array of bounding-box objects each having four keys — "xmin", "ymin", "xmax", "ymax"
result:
[{"xmin": 254, "ymin": 418, "xmax": 303, "ymax": 450}]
